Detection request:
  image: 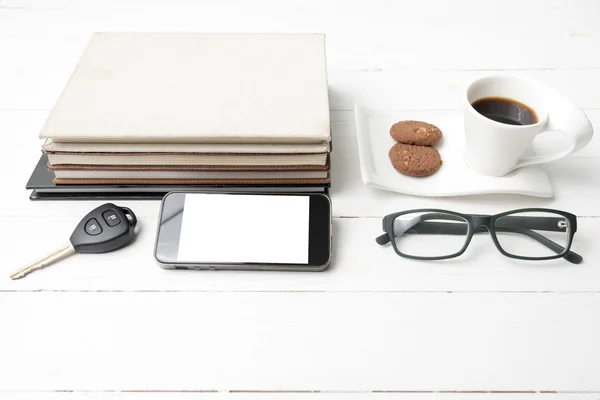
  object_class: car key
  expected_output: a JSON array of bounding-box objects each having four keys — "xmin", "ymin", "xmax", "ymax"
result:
[{"xmin": 10, "ymin": 203, "xmax": 137, "ymax": 280}]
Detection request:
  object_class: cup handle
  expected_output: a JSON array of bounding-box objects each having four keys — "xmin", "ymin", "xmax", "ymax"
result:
[{"xmin": 513, "ymin": 91, "xmax": 593, "ymax": 170}]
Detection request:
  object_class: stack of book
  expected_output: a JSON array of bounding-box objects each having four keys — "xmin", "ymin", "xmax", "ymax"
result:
[{"xmin": 35, "ymin": 33, "xmax": 331, "ymax": 191}]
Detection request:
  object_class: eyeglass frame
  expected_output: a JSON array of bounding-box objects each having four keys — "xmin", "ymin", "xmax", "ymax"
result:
[{"xmin": 376, "ymin": 208, "xmax": 582, "ymax": 264}]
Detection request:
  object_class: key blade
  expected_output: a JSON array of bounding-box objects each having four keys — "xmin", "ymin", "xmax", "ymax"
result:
[{"xmin": 10, "ymin": 243, "xmax": 75, "ymax": 280}]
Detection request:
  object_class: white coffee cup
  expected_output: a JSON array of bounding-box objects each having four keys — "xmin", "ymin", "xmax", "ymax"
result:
[{"xmin": 463, "ymin": 75, "xmax": 594, "ymax": 176}]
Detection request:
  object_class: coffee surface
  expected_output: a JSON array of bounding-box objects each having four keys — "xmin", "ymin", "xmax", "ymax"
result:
[{"xmin": 471, "ymin": 97, "xmax": 538, "ymax": 126}]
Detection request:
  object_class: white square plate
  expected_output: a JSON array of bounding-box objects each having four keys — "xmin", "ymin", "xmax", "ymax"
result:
[{"xmin": 354, "ymin": 105, "xmax": 553, "ymax": 197}]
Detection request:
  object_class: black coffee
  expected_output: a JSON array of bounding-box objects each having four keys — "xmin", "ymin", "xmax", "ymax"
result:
[{"xmin": 471, "ymin": 97, "xmax": 538, "ymax": 126}]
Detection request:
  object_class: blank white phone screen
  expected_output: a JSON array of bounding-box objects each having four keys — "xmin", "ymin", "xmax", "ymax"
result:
[{"xmin": 177, "ymin": 194, "xmax": 310, "ymax": 264}]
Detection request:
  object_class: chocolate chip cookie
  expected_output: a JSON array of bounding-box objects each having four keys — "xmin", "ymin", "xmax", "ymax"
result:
[
  {"xmin": 390, "ymin": 120, "xmax": 443, "ymax": 146},
  {"xmin": 388, "ymin": 143, "xmax": 442, "ymax": 177}
]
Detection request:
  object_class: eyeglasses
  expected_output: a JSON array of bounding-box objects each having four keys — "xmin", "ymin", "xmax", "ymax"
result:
[{"xmin": 376, "ymin": 208, "xmax": 582, "ymax": 264}]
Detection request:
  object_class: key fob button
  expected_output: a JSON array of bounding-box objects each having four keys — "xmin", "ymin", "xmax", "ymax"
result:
[
  {"xmin": 85, "ymin": 218, "xmax": 103, "ymax": 235},
  {"xmin": 102, "ymin": 210, "xmax": 121, "ymax": 227}
]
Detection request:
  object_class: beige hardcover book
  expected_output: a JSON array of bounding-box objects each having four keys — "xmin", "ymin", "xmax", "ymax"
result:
[
  {"xmin": 40, "ymin": 33, "xmax": 331, "ymax": 144},
  {"xmin": 42, "ymin": 139, "xmax": 330, "ymax": 154}
]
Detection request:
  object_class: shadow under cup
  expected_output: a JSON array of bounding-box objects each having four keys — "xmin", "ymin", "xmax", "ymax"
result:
[{"xmin": 464, "ymin": 76, "xmax": 550, "ymax": 176}]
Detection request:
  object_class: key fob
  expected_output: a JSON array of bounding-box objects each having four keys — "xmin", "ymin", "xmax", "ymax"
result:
[{"xmin": 70, "ymin": 203, "xmax": 138, "ymax": 253}]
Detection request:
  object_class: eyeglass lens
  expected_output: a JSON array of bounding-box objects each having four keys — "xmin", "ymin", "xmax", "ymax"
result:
[
  {"xmin": 493, "ymin": 211, "xmax": 570, "ymax": 258},
  {"xmin": 392, "ymin": 212, "xmax": 469, "ymax": 258}
]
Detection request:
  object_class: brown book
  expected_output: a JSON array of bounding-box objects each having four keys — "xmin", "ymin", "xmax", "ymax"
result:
[
  {"xmin": 54, "ymin": 173, "xmax": 331, "ymax": 186},
  {"xmin": 49, "ymin": 158, "xmax": 331, "ymax": 184},
  {"xmin": 44, "ymin": 152, "xmax": 328, "ymax": 167}
]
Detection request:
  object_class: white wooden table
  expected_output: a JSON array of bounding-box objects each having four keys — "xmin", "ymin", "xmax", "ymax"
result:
[{"xmin": 2, "ymin": 1, "xmax": 600, "ymax": 398}]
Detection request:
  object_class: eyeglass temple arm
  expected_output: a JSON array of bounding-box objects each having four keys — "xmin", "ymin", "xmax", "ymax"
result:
[
  {"xmin": 375, "ymin": 213, "xmax": 461, "ymax": 245},
  {"xmin": 475, "ymin": 215, "xmax": 568, "ymax": 232},
  {"xmin": 375, "ymin": 214, "xmax": 582, "ymax": 264}
]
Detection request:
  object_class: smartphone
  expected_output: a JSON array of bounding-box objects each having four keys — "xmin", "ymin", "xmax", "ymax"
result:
[{"xmin": 154, "ymin": 191, "xmax": 332, "ymax": 271}]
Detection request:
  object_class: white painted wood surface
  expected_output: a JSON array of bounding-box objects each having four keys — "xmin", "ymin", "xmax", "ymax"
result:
[{"xmin": 1, "ymin": 0, "xmax": 600, "ymax": 398}]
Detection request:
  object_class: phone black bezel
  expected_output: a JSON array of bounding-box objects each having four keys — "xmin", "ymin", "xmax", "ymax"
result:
[
  {"xmin": 154, "ymin": 191, "xmax": 332, "ymax": 270},
  {"xmin": 307, "ymin": 193, "xmax": 332, "ymax": 266}
]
